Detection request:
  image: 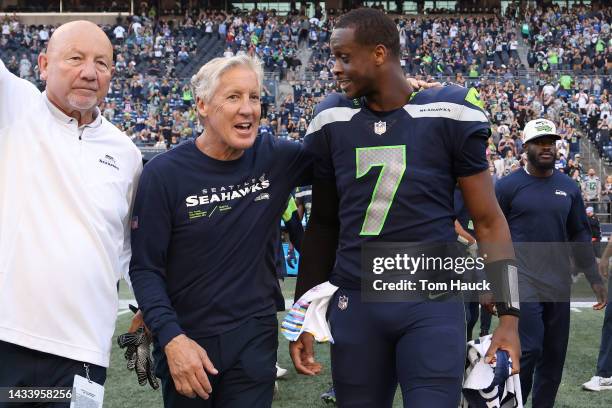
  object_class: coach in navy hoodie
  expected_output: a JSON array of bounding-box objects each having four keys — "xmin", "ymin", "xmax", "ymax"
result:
[
  {"xmin": 129, "ymin": 56, "xmax": 311, "ymax": 407},
  {"xmin": 495, "ymin": 118, "xmax": 607, "ymax": 408}
]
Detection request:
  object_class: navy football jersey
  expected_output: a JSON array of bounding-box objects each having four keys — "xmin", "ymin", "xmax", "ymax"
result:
[{"xmin": 303, "ymin": 85, "xmax": 490, "ymax": 288}]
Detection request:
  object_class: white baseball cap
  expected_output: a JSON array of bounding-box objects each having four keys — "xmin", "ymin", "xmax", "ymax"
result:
[{"xmin": 522, "ymin": 119, "xmax": 561, "ymax": 144}]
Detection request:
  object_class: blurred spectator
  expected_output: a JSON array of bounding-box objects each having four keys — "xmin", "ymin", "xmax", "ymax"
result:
[
  {"xmin": 498, "ymin": 133, "xmax": 517, "ymax": 157},
  {"xmin": 571, "ymin": 168, "xmax": 583, "ymax": 191},
  {"xmin": 588, "ymin": 205, "xmax": 604, "ymax": 258},
  {"xmin": 583, "ymin": 168, "xmax": 602, "ymax": 206},
  {"xmin": 18, "ymin": 53, "xmax": 31, "ymax": 79},
  {"xmin": 602, "ymin": 175, "xmax": 612, "ymax": 204},
  {"xmin": 503, "ymin": 150, "xmax": 520, "ymax": 176}
]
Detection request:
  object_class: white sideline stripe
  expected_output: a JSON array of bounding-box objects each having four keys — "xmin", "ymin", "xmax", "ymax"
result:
[
  {"xmin": 571, "ymin": 301, "xmax": 599, "ymax": 308},
  {"xmin": 570, "ymin": 308, "xmax": 581, "ymax": 313},
  {"xmin": 118, "ymin": 299, "xmax": 137, "ymax": 309},
  {"xmin": 117, "ymin": 299, "xmax": 137, "ymax": 316}
]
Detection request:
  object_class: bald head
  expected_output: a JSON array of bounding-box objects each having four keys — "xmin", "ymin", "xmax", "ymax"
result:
[
  {"xmin": 39, "ymin": 20, "xmax": 115, "ymax": 126},
  {"xmin": 47, "ymin": 20, "xmax": 113, "ymax": 59}
]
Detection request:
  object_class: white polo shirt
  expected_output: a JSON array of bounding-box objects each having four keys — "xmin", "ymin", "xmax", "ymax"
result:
[{"xmin": 0, "ymin": 59, "xmax": 142, "ymax": 367}]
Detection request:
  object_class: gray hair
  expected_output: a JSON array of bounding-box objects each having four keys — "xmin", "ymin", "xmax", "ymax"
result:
[{"xmin": 190, "ymin": 55, "xmax": 263, "ymax": 103}]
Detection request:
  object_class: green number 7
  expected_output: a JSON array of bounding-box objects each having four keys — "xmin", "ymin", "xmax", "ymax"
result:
[{"xmin": 355, "ymin": 145, "xmax": 406, "ymax": 236}]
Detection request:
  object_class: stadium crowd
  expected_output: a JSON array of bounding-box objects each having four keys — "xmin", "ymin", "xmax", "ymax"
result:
[
  {"xmin": 522, "ymin": 5, "xmax": 612, "ymax": 74},
  {"xmin": 0, "ymin": 8, "xmax": 325, "ymax": 146},
  {"xmin": 306, "ymin": 4, "xmax": 611, "ymax": 77},
  {"xmin": 306, "ymin": 14, "xmax": 524, "ymax": 80},
  {"xmin": 1, "ymin": 3, "xmax": 611, "ymax": 210}
]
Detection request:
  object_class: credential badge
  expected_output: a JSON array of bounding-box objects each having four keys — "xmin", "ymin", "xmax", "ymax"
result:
[
  {"xmin": 338, "ymin": 295, "xmax": 349, "ymax": 310},
  {"xmin": 374, "ymin": 121, "xmax": 387, "ymax": 135}
]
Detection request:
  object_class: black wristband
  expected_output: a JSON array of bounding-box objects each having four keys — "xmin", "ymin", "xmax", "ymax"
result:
[
  {"xmin": 485, "ymin": 259, "xmax": 520, "ymax": 317},
  {"xmin": 496, "ymin": 301, "xmax": 520, "ymax": 318}
]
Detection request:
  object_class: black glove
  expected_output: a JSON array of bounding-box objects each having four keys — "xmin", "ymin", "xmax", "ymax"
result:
[{"xmin": 117, "ymin": 327, "xmax": 159, "ymax": 390}]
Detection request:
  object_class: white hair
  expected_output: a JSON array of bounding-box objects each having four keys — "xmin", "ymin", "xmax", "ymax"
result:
[{"xmin": 190, "ymin": 55, "xmax": 263, "ymax": 103}]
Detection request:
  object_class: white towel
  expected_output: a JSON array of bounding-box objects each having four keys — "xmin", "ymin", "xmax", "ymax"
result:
[
  {"xmin": 281, "ymin": 281, "xmax": 339, "ymax": 343},
  {"xmin": 462, "ymin": 334, "xmax": 523, "ymax": 408}
]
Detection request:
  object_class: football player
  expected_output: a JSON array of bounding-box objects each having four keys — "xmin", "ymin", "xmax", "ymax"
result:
[{"xmin": 289, "ymin": 9, "xmax": 520, "ymax": 407}]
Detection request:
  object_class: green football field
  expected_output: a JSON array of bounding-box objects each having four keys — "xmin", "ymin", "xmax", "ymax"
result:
[{"xmin": 107, "ymin": 278, "xmax": 611, "ymax": 407}]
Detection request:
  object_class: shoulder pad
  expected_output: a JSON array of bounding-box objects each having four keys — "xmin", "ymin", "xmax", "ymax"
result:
[
  {"xmin": 307, "ymin": 93, "xmax": 361, "ymax": 136},
  {"xmin": 314, "ymin": 92, "xmax": 356, "ymax": 115},
  {"xmin": 411, "ymin": 84, "xmax": 484, "ymax": 111}
]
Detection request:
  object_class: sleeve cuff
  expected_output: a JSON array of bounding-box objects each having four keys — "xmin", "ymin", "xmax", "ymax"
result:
[
  {"xmin": 462, "ymin": 123, "xmax": 491, "ymax": 140},
  {"xmin": 455, "ymin": 165, "xmax": 489, "ymax": 178},
  {"xmin": 156, "ymin": 321, "xmax": 185, "ymax": 349}
]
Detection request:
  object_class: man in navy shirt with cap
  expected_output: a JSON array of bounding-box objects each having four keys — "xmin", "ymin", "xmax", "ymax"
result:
[{"xmin": 495, "ymin": 118, "xmax": 608, "ymax": 408}]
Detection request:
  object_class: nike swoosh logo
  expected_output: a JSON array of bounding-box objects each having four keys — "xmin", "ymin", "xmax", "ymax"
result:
[{"xmin": 428, "ymin": 291, "xmax": 451, "ymax": 300}]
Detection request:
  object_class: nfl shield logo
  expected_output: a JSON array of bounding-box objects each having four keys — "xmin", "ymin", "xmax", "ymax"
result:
[
  {"xmin": 338, "ymin": 295, "xmax": 349, "ymax": 310},
  {"xmin": 374, "ymin": 121, "xmax": 386, "ymax": 135}
]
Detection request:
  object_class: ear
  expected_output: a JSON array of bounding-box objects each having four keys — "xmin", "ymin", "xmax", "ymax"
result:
[
  {"xmin": 373, "ymin": 44, "xmax": 388, "ymax": 66},
  {"xmin": 38, "ymin": 53, "xmax": 49, "ymax": 81},
  {"xmin": 196, "ymin": 97, "xmax": 208, "ymax": 118}
]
